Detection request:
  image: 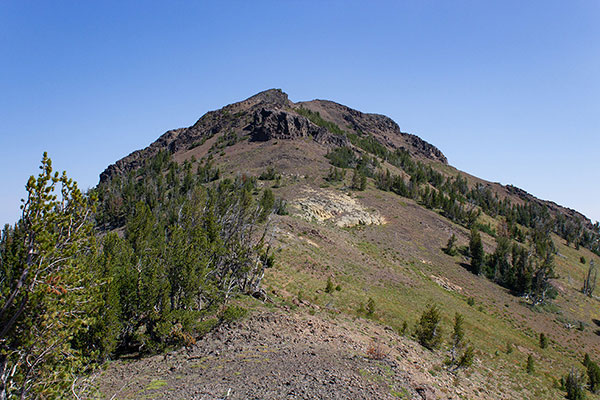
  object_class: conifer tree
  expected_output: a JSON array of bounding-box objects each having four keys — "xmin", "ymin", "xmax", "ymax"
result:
[
  {"xmin": 564, "ymin": 368, "xmax": 586, "ymax": 400},
  {"xmin": 469, "ymin": 228, "xmax": 484, "ymax": 275},
  {"xmin": 539, "ymin": 332, "xmax": 548, "ymax": 349},
  {"xmin": 444, "ymin": 234, "xmax": 457, "ymax": 256},
  {"xmin": 450, "ymin": 313, "xmax": 464, "ymax": 363},
  {"xmin": 416, "ymin": 304, "xmax": 443, "ymax": 350},
  {"xmin": 587, "ymin": 359, "xmax": 600, "ymax": 394},
  {"xmin": 526, "ymin": 354, "xmax": 535, "ymax": 374},
  {"xmin": 0, "ymin": 153, "xmax": 99, "ymax": 399}
]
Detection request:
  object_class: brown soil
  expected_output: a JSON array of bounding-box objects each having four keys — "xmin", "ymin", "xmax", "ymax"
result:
[{"xmin": 90, "ymin": 310, "xmax": 491, "ymax": 400}]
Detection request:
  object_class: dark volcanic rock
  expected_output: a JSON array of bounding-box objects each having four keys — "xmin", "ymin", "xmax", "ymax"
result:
[
  {"xmin": 248, "ymin": 108, "xmax": 349, "ymax": 147},
  {"xmin": 99, "ymin": 89, "xmax": 444, "ymax": 183},
  {"xmin": 297, "ymin": 99, "xmax": 448, "ymax": 164}
]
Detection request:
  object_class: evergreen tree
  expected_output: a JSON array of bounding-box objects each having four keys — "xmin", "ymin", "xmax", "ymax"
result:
[
  {"xmin": 443, "ymin": 234, "xmax": 457, "ymax": 256},
  {"xmin": 366, "ymin": 297, "xmax": 376, "ymax": 316},
  {"xmin": 416, "ymin": 304, "xmax": 443, "ymax": 350},
  {"xmin": 587, "ymin": 359, "xmax": 600, "ymax": 394},
  {"xmin": 325, "ymin": 277, "xmax": 334, "ymax": 293},
  {"xmin": 469, "ymin": 227, "xmax": 484, "ymax": 275},
  {"xmin": 564, "ymin": 368, "xmax": 586, "ymax": 400},
  {"xmin": 0, "ymin": 153, "xmax": 99, "ymax": 399},
  {"xmin": 450, "ymin": 313, "xmax": 465, "ymax": 365},
  {"xmin": 526, "ymin": 354, "xmax": 535, "ymax": 374},
  {"xmin": 259, "ymin": 188, "xmax": 275, "ymax": 222},
  {"xmin": 458, "ymin": 345, "xmax": 475, "ymax": 369},
  {"xmin": 582, "ymin": 260, "xmax": 597, "ymax": 297},
  {"xmin": 351, "ymin": 169, "xmax": 367, "ymax": 191},
  {"xmin": 539, "ymin": 332, "xmax": 548, "ymax": 349},
  {"xmin": 529, "ymin": 223, "xmax": 556, "ymax": 304}
]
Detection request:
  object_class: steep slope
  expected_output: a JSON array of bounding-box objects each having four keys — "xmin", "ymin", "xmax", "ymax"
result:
[
  {"xmin": 90, "ymin": 89, "xmax": 600, "ymax": 400},
  {"xmin": 100, "ymin": 89, "xmax": 446, "ymax": 182}
]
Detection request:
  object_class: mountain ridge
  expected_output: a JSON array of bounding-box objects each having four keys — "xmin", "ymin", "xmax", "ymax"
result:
[
  {"xmin": 99, "ymin": 89, "xmax": 596, "ymax": 232},
  {"xmin": 87, "ymin": 89, "xmax": 600, "ymax": 399},
  {"xmin": 100, "ymin": 89, "xmax": 447, "ymax": 182}
]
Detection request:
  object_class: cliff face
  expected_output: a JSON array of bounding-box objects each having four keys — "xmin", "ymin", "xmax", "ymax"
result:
[{"xmin": 100, "ymin": 89, "xmax": 446, "ymax": 182}]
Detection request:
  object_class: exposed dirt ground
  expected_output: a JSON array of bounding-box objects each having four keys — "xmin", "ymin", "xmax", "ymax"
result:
[{"xmin": 89, "ymin": 310, "xmax": 501, "ymax": 400}]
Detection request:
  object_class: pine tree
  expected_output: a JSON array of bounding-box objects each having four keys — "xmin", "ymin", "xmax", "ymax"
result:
[
  {"xmin": 564, "ymin": 368, "xmax": 586, "ymax": 400},
  {"xmin": 259, "ymin": 188, "xmax": 275, "ymax": 222},
  {"xmin": 443, "ymin": 234, "xmax": 457, "ymax": 256},
  {"xmin": 366, "ymin": 297, "xmax": 376, "ymax": 316},
  {"xmin": 588, "ymin": 359, "xmax": 600, "ymax": 394},
  {"xmin": 0, "ymin": 153, "xmax": 99, "ymax": 399},
  {"xmin": 582, "ymin": 260, "xmax": 597, "ymax": 297},
  {"xmin": 351, "ymin": 169, "xmax": 367, "ymax": 191},
  {"xmin": 458, "ymin": 346, "xmax": 474, "ymax": 368},
  {"xmin": 526, "ymin": 354, "xmax": 535, "ymax": 374},
  {"xmin": 416, "ymin": 304, "xmax": 443, "ymax": 350},
  {"xmin": 450, "ymin": 313, "xmax": 465, "ymax": 364},
  {"xmin": 539, "ymin": 332, "xmax": 548, "ymax": 349},
  {"xmin": 469, "ymin": 228, "xmax": 484, "ymax": 275},
  {"xmin": 325, "ymin": 277, "xmax": 334, "ymax": 293}
]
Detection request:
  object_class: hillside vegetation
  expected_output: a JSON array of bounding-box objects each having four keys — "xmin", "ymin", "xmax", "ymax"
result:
[{"xmin": 1, "ymin": 89, "xmax": 599, "ymax": 399}]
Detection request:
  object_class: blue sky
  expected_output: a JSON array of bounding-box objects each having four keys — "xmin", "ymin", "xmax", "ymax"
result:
[{"xmin": 1, "ymin": 1, "xmax": 599, "ymax": 225}]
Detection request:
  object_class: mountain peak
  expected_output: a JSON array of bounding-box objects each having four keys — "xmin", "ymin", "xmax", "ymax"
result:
[
  {"xmin": 246, "ymin": 88, "xmax": 289, "ymax": 104},
  {"xmin": 228, "ymin": 88, "xmax": 291, "ymax": 110}
]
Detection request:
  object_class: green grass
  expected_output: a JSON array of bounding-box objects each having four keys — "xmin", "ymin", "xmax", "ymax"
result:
[
  {"xmin": 145, "ymin": 379, "xmax": 167, "ymax": 390},
  {"xmin": 260, "ymin": 206, "xmax": 600, "ymax": 399}
]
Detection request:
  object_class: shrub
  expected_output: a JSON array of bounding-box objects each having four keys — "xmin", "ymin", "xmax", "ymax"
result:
[
  {"xmin": 258, "ymin": 166, "xmax": 280, "ymax": 181},
  {"xmin": 221, "ymin": 305, "xmax": 248, "ymax": 324},
  {"xmin": 366, "ymin": 341, "xmax": 386, "ymax": 360},
  {"xmin": 467, "ymin": 297, "xmax": 475, "ymax": 306},
  {"xmin": 539, "ymin": 332, "xmax": 548, "ymax": 349},
  {"xmin": 196, "ymin": 318, "xmax": 219, "ymax": 337},
  {"xmin": 366, "ymin": 297, "xmax": 376, "ymax": 316},
  {"xmin": 416, "ymin": 304, "xmax": 443, "ymax": 350},
  {"xmin": 526, "ymin": 354, "xmax": 535, "ymax": 374},
  {"xmin": 325, "ymin": 277, "xmax": 334, "ymax": 294},
  {"xmin": 458, "ymin": 346, "xmax": 475, "ymax": 368},
  {"xmin": 587, "ymin": 359, "xmax": 600, "ymax": 393},
  {"xmin": 564, "ymin": 368, "xmax": 586, "ymax": 400}
]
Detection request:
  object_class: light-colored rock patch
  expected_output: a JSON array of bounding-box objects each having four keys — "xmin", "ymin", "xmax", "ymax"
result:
[{"xmin": 293, "ymin": 187, "xmax": 385, "ymax": 227}]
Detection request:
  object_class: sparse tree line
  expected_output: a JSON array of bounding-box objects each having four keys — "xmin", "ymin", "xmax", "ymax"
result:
[
  {"xmin": 321, "ymin": 135, "xmax": 598, "ymax": 302},
  {"xmin": 360, "ymin": 298, "xmax": 474, "ymax": 371},
  {"xmin": 414, "ymin": 305, "xmax": 475, "ymax": 370},
  {"xmin": 1, "ymin": 152, "xmax": 275, "ymax": 398},
  {"xmin": 460, "ymin": 221, "xmax": 560, "ymax": 304},
  {"xmin": 319, "ymin": 126, "xmax": 600, "ymax": 255},
  {"xmin": 561, "ymin": 353, "xmax": 600, "ymax": 400}
]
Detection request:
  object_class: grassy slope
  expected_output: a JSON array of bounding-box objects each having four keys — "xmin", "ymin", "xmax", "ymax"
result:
[{"xmin": 177, "ymin": 131, "xmax": 599, "ymax": 399}]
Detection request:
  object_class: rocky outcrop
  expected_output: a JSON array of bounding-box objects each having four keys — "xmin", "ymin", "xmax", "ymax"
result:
[
  {"xmin": 293, "ymin": 187, "xmax": 385, "ymax": 227},
  {"xmin": 100, "ymin": 89, "xmax": 446, "ymax": 183},
  {"xmin": 297, "ymin": 99, "xmax": 448, "ymax": 164},
  {"xmin": 401, "ymin": 132, "xmax": 447, "ymax": 164},
  {"xmin": 248, "ymin": 108, "xmax": 349, "ymax": 147}
]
